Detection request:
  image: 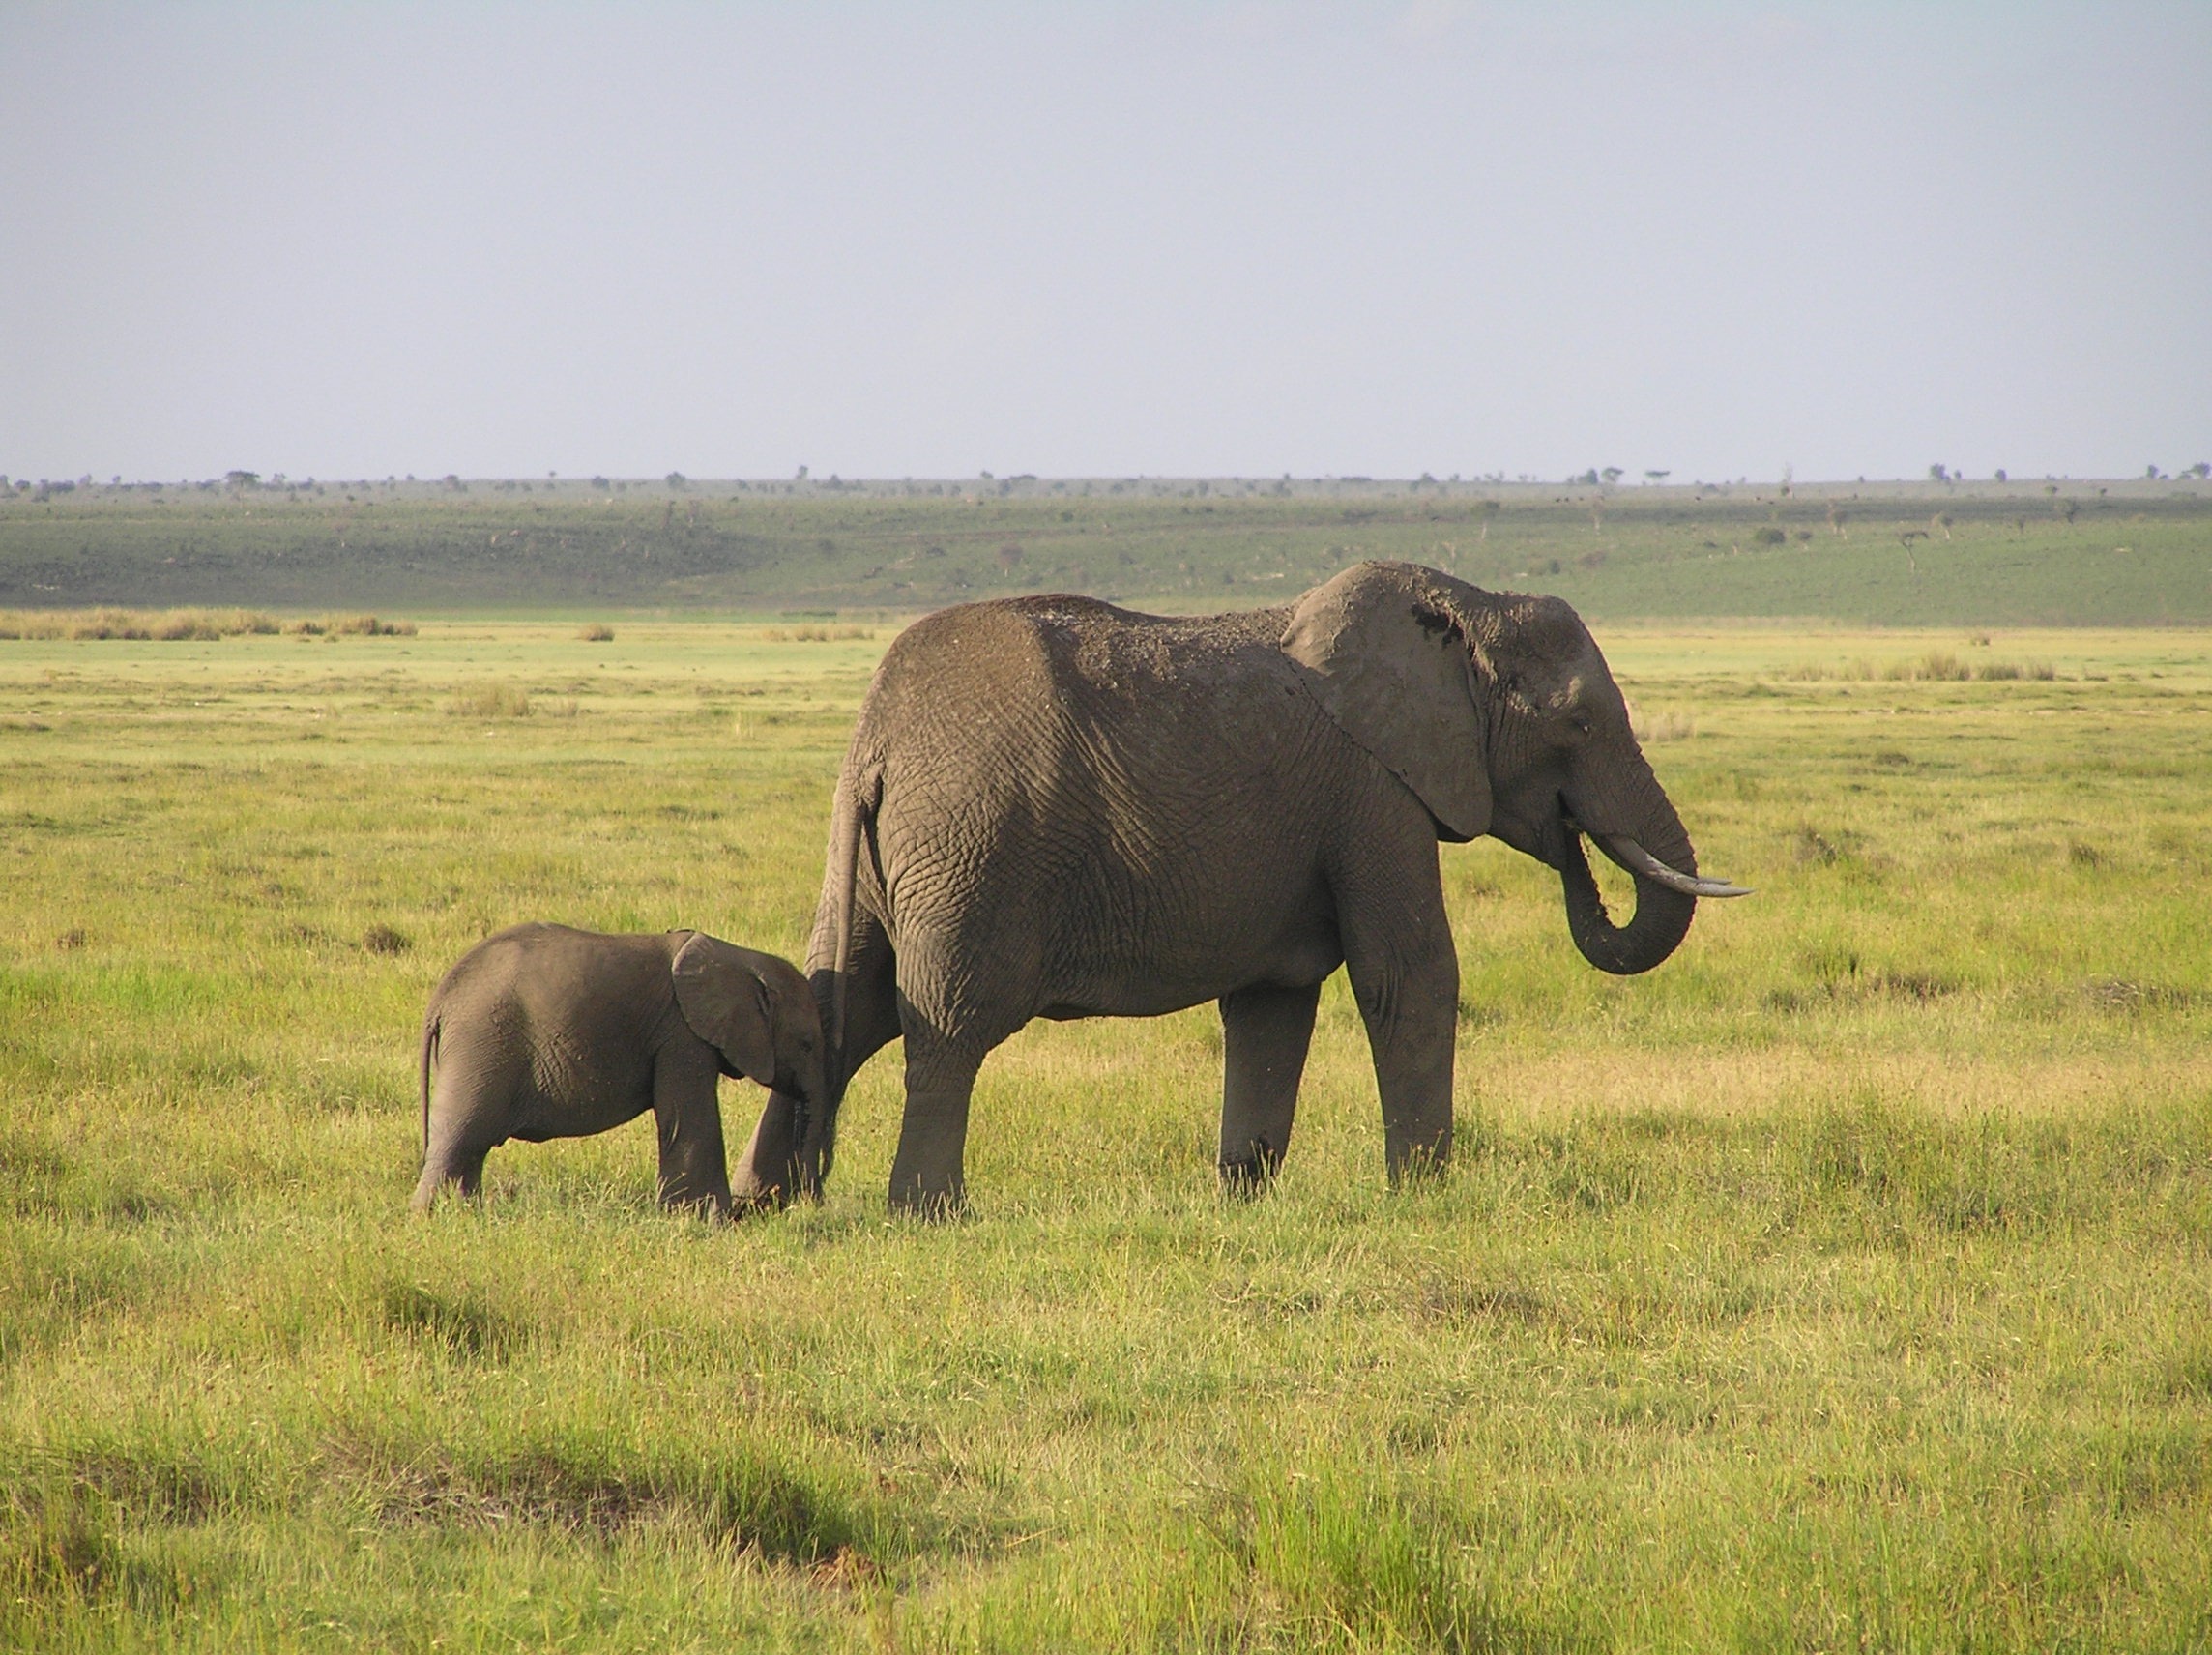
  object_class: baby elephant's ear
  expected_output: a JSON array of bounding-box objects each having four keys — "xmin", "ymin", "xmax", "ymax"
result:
[{"xmin": 671, "ymin": 933, "xmax": 777, "ymax": 1082}]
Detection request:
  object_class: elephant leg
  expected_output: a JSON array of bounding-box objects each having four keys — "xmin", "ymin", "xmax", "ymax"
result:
[
  {"xmin": 411, "ymin": 1138, "xmax": 491, "ymax": 1211},
  {"xmin": 412, "ymin": 1045, "xmax": 506, "ymax": 1211},
  {"xmin": 887, "ymin": 1023, "xmax": 985, "ymax": 1217},
  {"xmin": 653, "ymin": 1040, "xmax": 734, "ymax": 1216},
  {"xmin": 1338, "ymin": 859, "xmax": 1460, "ymax": 1185},
  {"xmin": 1217, "ymin": 980, "xmax": 1321, "ymax": 1193}
]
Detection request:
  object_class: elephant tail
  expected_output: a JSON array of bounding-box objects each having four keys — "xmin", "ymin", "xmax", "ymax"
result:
[
  {"xmin": 828, "ymin": 762, "xmax": 882, "ymax": 1069},
  {"xmin": 418, "ymin": 1006, "xmax": 442, "ymax": 1155}
]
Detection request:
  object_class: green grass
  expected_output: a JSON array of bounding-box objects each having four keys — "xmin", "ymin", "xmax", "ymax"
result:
[
  {"xmin": 3, "ymin": 619, "xmax": 2210, "ymax": 1649},
  {"xmin": 5, "ymin": 478, "xmax": 2210, "ymax": 623}
]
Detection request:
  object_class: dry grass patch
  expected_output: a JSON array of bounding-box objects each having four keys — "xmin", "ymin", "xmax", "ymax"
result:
[
  {"xmin": 284, "ymin": 614, "xmax": 415, "ymax": 637},
  {"xmin": 758, "ymin": 624, "xmax": 874, "ymax": 642},
  {"xmin": 1785, "ymin": 651, "xmax": 2056, "ymax": 682},
  {"xmin": 0, "ymin": 606, "xmax": 280, "ymax": 641},
  {"xmin": 447, "ymin": 682, "xmax": 533, "ymax": 718}
]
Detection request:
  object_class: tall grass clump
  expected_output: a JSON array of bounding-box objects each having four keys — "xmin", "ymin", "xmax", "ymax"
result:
[
  {"xmin": 1191, "ymin": 1460, "xmax": 1562, "ymax": 1653},
  {"xmin": 1788, "ymin": 653, "xmax": 2056, "ymax": 682},
  {"xmin": 1629, "ymin": 704, "xmax": 1695, "ymax": 742},
  {"xmin": 0, "ymin": 607, "xmax": 280, "ymax": 641},
  {"xmin": 284, "ymin": 614, "xmax": 414, "ymax": 636},
  {"xmin": 448, "ymin": 682, "xmax": 533, "ymax": 717},
  {"xmin": 759, "ymin": 624, "xmax": 873, "ymax": 642},
  {"xmin": 1884, "ymin": 651, "xmax": 1971, "ymax": 681}
]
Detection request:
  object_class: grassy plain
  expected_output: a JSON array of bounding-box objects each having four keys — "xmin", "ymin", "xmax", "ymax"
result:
[
  {"xmin": 5, "ymin": 479, "xmax": 2210, "ymax": 624},
  {"xmin": 2, "ymin": 616, "xmax": 2210, "ymax": 1650}
]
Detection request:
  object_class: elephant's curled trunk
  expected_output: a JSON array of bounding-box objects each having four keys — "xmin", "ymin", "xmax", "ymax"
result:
[{"xmin": 1557, "ymin": 831, "xmax": 1700, "ymax": 976}]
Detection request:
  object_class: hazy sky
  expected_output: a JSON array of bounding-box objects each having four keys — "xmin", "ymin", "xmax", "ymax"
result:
[{"xmin": 4, "ymin": 3, "xmax": 2207, "ymax": 482}]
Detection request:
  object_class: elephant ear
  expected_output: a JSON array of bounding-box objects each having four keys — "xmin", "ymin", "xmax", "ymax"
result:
[
  {"xmin": 670, "ymin": 932, "xmax": 777, "ymax": 1082},
  {"xmin": 1279, "ymin": 561, "xmax": 1492, "ymax": 842}
]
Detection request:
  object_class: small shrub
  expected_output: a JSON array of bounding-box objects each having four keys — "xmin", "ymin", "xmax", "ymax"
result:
[
  {"xmin": 578, "ymin": 623, "xmax": 615, "ymax": 642},
  {"xmin": 1792, "ymin": 826, "xmax": 1840, "ymax": 866},
  {"xmin": 1751, "ymin": 525, "xmax": 1787, "ymax": 545},
  {"xmin": 361, "ymin": 925, "xmax": 411, "ymax": 955},
  {"xmin": 1920, "ymin": 653, "xmax": 1965, "ymax": 680}
]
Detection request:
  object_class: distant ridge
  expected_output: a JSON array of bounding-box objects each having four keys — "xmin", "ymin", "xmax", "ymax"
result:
[{"xmin": 3, "ymin": 479, "xmax": 2207, "ymax": 624}]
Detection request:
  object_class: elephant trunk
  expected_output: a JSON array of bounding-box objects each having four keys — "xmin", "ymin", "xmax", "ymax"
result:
[
  {"xmin": 1557, "ymin": 831, "xmax": 1699, "ymax": 976},
  {"xmin": 1554, "ymin": 776, "xmax": 1704, "ymax": 977}
]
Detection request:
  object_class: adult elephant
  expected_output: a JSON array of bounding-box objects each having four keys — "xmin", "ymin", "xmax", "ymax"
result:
[{"xmin": 736, "ymin": 560, "xmax": 1745, "ymax": 1213}]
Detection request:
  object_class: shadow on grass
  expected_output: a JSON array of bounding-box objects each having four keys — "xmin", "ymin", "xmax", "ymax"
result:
[
  {"xmin": 378, "ymin": 1280, "xmax": 531, "ymax": 1361},
  {"xmin": 0, "ymin": 1475, "xmax": 210, "ymax": 1633},
  {"xmin": 348, "ymin": 1436, "xmax": 866, "ymax": 1565}
]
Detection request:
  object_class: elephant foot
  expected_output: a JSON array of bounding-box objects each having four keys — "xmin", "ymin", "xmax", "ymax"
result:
[
  {"xmin": 730, "ymin": 1182, "xmax": 806, "ymax": 1220},
  {"xmin": 1382, "ymin": 1141, "xmax": 1452, "ymax": 1187},
  {"xmin": 412, "ymin": 1147, "xmax": 488, "ymax": 1213},
  {"xmin": 728, "ymin": 1174, "xmax": 793, "ymax": 1212},
  {"xmin": 1217, "ymin": 1136, "xmax": 1281, "ymax": 1197},
  {"xmin": 659, "ymin": 1193, "xmax": 730, "ymax": 1221},
  {"xmin": 887, "ymin": 1181, "xmax": 966, "ymax": 1221}
]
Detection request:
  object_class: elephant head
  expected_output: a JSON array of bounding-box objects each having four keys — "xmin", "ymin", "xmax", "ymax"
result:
[
  {"xmin": 1281, "ymin": 561, "xmax": 1747, "ymax": 975},
  {"xmin": 671, "ymin": 933, "xmax": 828, "ymax": 1104}
]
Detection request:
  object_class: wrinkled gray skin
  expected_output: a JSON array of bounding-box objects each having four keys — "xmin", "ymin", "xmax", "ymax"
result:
[
  {"xmin": 413, "ymin": 923, "xmax": 823, "ymax": 1216},
  {"xmin": 734, "ymin": 561, "xmax": 1744, "ymax": 1215}
]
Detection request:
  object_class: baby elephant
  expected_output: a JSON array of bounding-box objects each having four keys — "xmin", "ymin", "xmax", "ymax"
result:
[{"xmin": 413, "ymin": 923, "xmax": 823, "ymax": 1216}]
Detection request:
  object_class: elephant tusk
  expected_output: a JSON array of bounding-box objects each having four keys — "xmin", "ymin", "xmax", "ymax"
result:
[{"xmin": 1596, "ymin": 834, "xmax": 1753, "ymax": 899}]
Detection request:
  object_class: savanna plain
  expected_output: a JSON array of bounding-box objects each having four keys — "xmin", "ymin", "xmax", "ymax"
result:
[{"xmin": 4, "ymin": 583, "xmax": 2211, "ymax": 1646}]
